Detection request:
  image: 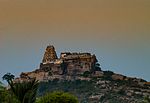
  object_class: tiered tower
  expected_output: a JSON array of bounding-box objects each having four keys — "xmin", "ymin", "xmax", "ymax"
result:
[{"xmin": 42, "ymin": 45, "xmax": 58, "ymax": 63}]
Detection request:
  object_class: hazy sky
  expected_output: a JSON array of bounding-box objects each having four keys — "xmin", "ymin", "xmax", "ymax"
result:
[{"xmin": 0, "ymin": 0, "xmax": 150, "ymax": 82}]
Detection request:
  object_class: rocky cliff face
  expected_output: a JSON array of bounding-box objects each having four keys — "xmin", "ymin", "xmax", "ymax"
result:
[
  {"xmin": 36, "ymin": 70, "xmax": 150, "ymax": 103},
  {"xmin": 15, "ymin": 67, "xmax": 150, "ymax": 103}
]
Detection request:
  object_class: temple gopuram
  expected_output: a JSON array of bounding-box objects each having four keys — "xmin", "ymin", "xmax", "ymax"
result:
[
  {"xmin": 17, "ymin": 45, "xmax": 101, "ymax": 82},
  {"xmin": 40, "ymin": 45, "xmax": 97, "ymax": 75}
]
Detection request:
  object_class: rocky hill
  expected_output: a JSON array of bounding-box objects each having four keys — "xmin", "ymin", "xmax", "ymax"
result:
[{"xmin": 14, "ymin": 45, "xmax": 150, "ymax": 103}]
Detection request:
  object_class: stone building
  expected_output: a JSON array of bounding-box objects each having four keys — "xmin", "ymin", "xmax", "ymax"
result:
[{"xmin": 40, "ymin": 45, "xmax": 97, "ymax": 76}]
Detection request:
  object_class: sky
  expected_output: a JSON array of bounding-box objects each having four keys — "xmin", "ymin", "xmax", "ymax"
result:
[{"xmin": 0, "ymin": 0, "xmax": 150, "ymax": 83}]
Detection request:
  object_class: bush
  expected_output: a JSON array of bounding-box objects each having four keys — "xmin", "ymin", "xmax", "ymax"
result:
[
  {"xmin": 102, "ymin": 71, "xmax": 114, "ymax": 81},
  {"xmin": 117, "ymin": 89, "xmax": 125, "ymax": 95},
  {"xmin": 36, "ymin": 91, "xmax": 78, "ymax": 103},
  {"xmin": 82, "ymin": 71, "xmax": 91, "ymax": 77},
  {"xmin": 103, "ymin": 71, "xmax": 114, "ymax": 76},
  {"xmin": 0, "ymin": 83, "xmax": 19, "ymax": 103}
]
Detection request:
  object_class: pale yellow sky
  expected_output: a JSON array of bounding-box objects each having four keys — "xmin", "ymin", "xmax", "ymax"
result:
[{"xmin": 0, "ymin": 0, "xmax": 150, "ymax": 36}]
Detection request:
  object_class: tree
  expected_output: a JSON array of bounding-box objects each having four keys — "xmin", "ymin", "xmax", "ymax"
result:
[
  {"xmin": 141, "ymin": 96, "xmax": 150, "ymax": 103},
  {"xmin": 0, "ymin": 81, "xmax": 19, "ymax": 103},
  {"xmin": 2, "ymin": 73, "xmax": 14, "ymax": 84},
  {"xmin": 36, "ymin": 91, "xmax": 79, "ymax": 103},
  {"xmin": 95, "ymin": 62, "xmax": 101, "ymax": 71},
  {"xmin": 2, "ymin": 72, "xmax": 16, "ymax": 94},
  {"xmin": 3, "ymin": 73, "xmax": 39, "ymax": 103},
  {"xmin": 2, "ymin": 73, "xmax": 15, "ymax": 90},
  {"xmin": 0, "ymin": 81, "xmax": 5, "ymax": 102},
  {"xmin": 0, "ymin": 81, "xmax": 4, "ymax": 90},
  {"xmin": 82, "ymin": 71, "xmax": 91, "ymax": 77},
  {"xmin": 91, "ymin": 56, "xmax": 101, "ymax": 72},
  {"xmin": 12, "ymin": 78, "xmax": 39, "ymax": 103}
]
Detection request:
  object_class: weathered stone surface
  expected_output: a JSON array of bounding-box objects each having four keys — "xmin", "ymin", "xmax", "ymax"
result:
[
  {"xmin": 39, "ymin": 45, "xmax": 99, "ymax": 77},
  {"xmin": 93, "ymin": 71, "xmax": 104, "ymax": 77},
  {"xmin": 42, "ymin": 45, "xmax": 58, "ymax": 63},
  {"xmin": 126, "ymin": 92, "xmax": 132, "ymax": 96},
  {"xmin": 112, "ymin": 74, "xmax": 124, "ymax": 80},
  {"xmin": 89, "ymin": 94, "xmax": 104, "ymax": 102},
  {"xmin": 134, "ymin": 91, "xmax": 142, "ymax": 95}
]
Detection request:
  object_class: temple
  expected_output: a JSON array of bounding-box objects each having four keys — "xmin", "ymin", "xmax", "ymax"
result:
[{"xmin": 40, "ymin": 45, "xmax": 97, "ymax": 75}]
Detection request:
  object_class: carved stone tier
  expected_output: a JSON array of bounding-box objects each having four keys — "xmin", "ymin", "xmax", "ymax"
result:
[{"xmin": 42, "ymin": 45, "xmax": 58, "ymax": 63}]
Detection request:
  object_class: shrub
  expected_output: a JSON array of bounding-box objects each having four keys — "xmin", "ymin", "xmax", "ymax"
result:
[
  {"xmin": 117, "ymin": 89, "xmax": 126, "ymax": 95},
  {"xmin": 103, "ymin": 71, "xmax": 114, "ymax": 76},
  {"xmin": 36, "ymin": 91, "xmax": 78, "ymax": 103},
  {"xmin": 82, "ymin": 71, "xmax": 91, "ymax": 77},
  {"xmin": 0, "ymin": 81, "xmax": 19, "ymax": 103},
  {"xmin": 95, "ymin": 63, "xmax": 101, "ymax": 71},
  {"xmin": 140, "ymin": 96, "xmax": 150, "ymax": 103},
  {"xmin": 102, "ymin": 71, "xmax": 114, "ymax": 81}
]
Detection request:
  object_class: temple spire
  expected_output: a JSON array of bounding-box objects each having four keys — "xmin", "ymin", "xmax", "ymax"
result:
[{"xmin": 42, "ymin": 45, "xmax": 58, "ymax": 63}]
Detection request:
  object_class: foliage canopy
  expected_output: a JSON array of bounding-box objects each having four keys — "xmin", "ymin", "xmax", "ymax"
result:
[{"xmin": 36, "ymin": 91, "xmax": 78, "ymax": 103}]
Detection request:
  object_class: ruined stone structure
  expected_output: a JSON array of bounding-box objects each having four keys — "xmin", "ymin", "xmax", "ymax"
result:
[
  {"xmin": 16, "ymin": 45, "xmax": 100, "ymax": 82},
  {"xmin": 40, "ymin": 45, "xmax": 97, "ymax": 76}
]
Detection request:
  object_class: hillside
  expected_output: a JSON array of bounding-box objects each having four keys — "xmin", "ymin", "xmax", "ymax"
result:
[{"xmin": 14, "ymin": 45, "xmax": 150, "ymax": 103}]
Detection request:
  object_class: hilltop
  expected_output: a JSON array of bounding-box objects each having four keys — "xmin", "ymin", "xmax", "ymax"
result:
[{"xmin": 14, "ymin": 45, "xmax": 150, "ymax": 103}]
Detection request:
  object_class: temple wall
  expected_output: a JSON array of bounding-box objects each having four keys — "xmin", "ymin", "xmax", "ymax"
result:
[{"xmin": 40, "ymin": 45, "xmax": 96, "ymax": 76}]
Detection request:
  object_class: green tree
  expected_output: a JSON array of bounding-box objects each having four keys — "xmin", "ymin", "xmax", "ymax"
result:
[
  {"xmin": 2, "ymin": 73, "xmax": 14, "ymax": 84},
  {"xmin": 0, "ymin": 81, "xmax": 19, "ymax": 103},
  {"xmin": 0, "ymin": 81, "xmax": 4, "ymax": 90},
  {"xmin": 3, "ymin": 73, "xmax": 39, "ymax": 103},
  {"xmin": 0, "ymin": 81, "xmax": 5, "ymax": 102},
  {"xmin": 2, "ymin": 73, "xmax": 15, "ymax": 91},
  {"xmin": 36, "ymin": 91, "xmax": 78, "ymax": 103},
  {"xmin": 91, "ymin": 56, "xmax": 101, "ymax": 72},
  {"xmin": 82, "ymin": 71, "xmax": 91, "ymax": 77},
  {"xmin": 95, "ymin": 62, "xmax": 101, "ymax": 71},
  {"xmin": 12, "ymin": 79, "xmax": 39, "ymax": 103},
  {"xmin": 141, "ymin": 96, "xmax": 150, "ymax": 103}
]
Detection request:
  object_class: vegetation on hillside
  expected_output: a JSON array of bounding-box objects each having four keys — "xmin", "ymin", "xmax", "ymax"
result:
[
  {"xmin": 140, "ymin": 96, "xmax": 150, "ymax": 103},
  {"xmin": 1, "ymin": 72, "xmax": 150, "ymax": 103},
  {"xmin": 3, "ymin": 73, "xmax": 39, "ymax": 103},
  {"xmin": 36, "ymin": 91, "xmax": 78, "ymax": 103},
  {"xmin": 0, "ymin": 80, "xmax": 19, "ymax": 103},
  {"xmin": 1, "ymin": 73, "xmax": 79, "ymax": 103}
]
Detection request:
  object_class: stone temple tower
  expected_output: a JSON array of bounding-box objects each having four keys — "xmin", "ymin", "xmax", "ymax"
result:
[{"xmin": 42, "ymin": 45, "xmax": 58, "ymax": 63}]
